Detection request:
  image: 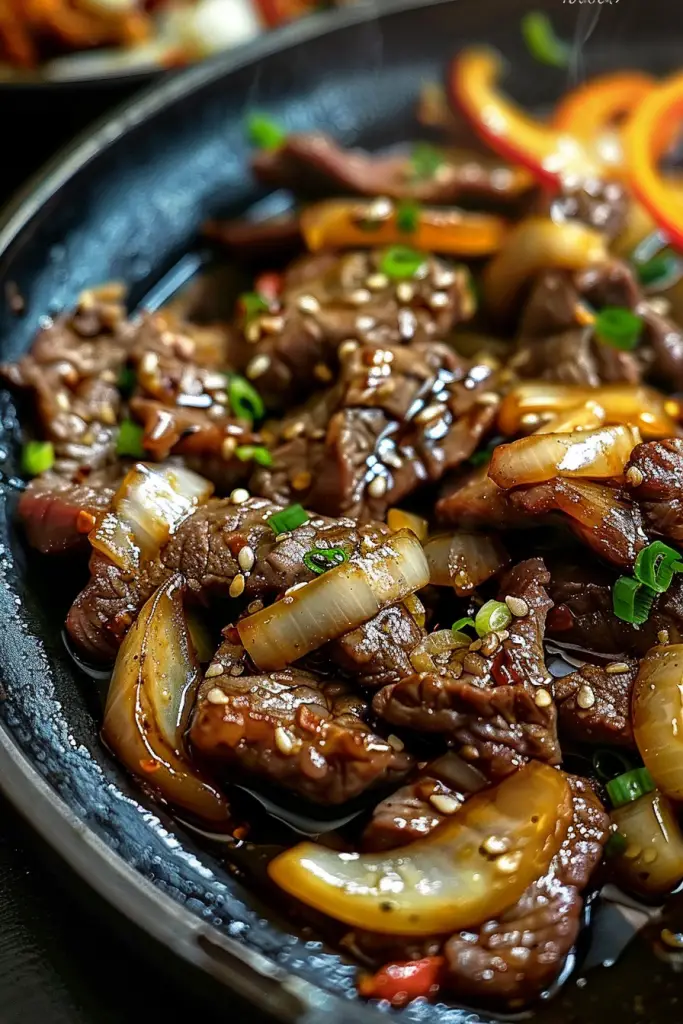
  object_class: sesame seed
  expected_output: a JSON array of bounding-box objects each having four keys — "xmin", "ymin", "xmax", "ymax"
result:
[
  {"xmin": 387, "ymin": 734, "xmax": 404, "ymax": 751},
  {"xmin": 606, "ymin": 662, "xmax": 630, "ymax": 675},
  {"xmin": 659, "ymin": 629, "xmax": 671, "ymax": 645},
  {"xmin": 432, "ymin": 268, "xmax": 455, "ymax": 289},
  {"xmin": 520, "ymin": 412, "xmax": 542, "ymax": 428},
  {"xmin": 314, "ymin": 363, "xmax": 333, "ymax": 383},
  {"xmin": 247, "ymin": 599, "xmax": 264, "ymax": 614},
  {"xmin": 368, "ymin": 474, "xmax": 388, "ymax": 498},
  {"xmin": 356, "ymin": 315, "xmax": 376, "ymax": 333},
  {"xmin": 349, "ymin": 288, "xmax": 372, "ymax": 306},
  {"xmin": 429, "ymin": 291, "xmax": 450, "ymax": 310},
  {"xmin": 285, "ymin": 582, "xmax": 308, "ymax": 596},
  {"xmin": 238, "ymin": 546, "xmax": 255, "ymax": 572},
  {"xmin": 229, "ymin": 574, "xmax": 246, "ymax": 598},
  {"xmin": 229, "ymin": 663, "xmax": 244, "ymax": 676},
  {"xmin": 292, "ymin": 470, "xmax": 312, "ymax": 491},
  {"xmin": 221, "ymin": 437, "xmax": 237, "ymax": 460},
  {"xmin": 206, "ymin": 687, "xmax": 230, "ymax": 704},
  {"xmin": 496, "ymin": 851, "xmax": 522, "ymax": 874},
  {"xmin": 480, "ymin": 835, "xmax": 511, "ymax": 856},
  {"xmin": 246, "ymin": 354, "xmax": 271, "ymax": 380},
  {"xmin": 366, "ymin": 197, "xmax": 393, "ymax": 221},
  {"xmin": 429, "ymin": 793, "xmax": 461, "ymax": 815},
  {"xmin": 367, "ymin": 273, "xmax": 389, "ymax": 291},
  {"xmin": 577, "ymin": 684, "xmax": 596, "ymax": 709},
  {"xmin": 282, "ymin": 420, "xmax": 305, "ymax": 441},
  {"xmin": 415, "ymin": 402, "xmax": 447, "ymax": 425},
  {"xmin": 396, "ymin": 282, "xmax": 415, "ymax": 304},
  {"xmin": 460, "ymin": 744, "xmax": 479, "ymax": 760},
  {"xmin": 477, "ymin": 391, "xmax": 501, "ymax": 408},
  {"xmin": 274, "ymin": 726, "xmax": 299, "ymax": 755},
  {"xmin": 468, "ymin": 639, "xmax": 483, "ymax": 652},
  {"xmin": 297, "ymin": 294, "xmax": 320, "ymax": 315},
  {"xmin": 205, "ymin": 662, "xmax": 225, "ymax": 679},
  {"xmin": 260, "ymin": 315, "xmax": 285, "ymax": 334},
  {"xmin": 140, "ymin": 351, "xmax": 159, "ymax": 375},
  {"xmin": 535, "ymin": 688, "xmax": 553, "ymax": 708},
  {"xmin": 245, "ymin": 321, "xmax": 261, "ymax": 344},
  {"xmin": 230, "ymin": 488, "xmax": 250, "ymax": 505},
  {"xmin": 55, "ymin": 392, "xmax": 71, "ymax": 411},
  {"xmin": 505, "ymin": 596, "xmax": 529, "ymax": 617},
  {"xmin": 626, "ymin": 466, "xmax": 644, "ymax": 487},
  {"xmin": 338, "ymin": 339, "xmax": 359, "ymax": 359}
]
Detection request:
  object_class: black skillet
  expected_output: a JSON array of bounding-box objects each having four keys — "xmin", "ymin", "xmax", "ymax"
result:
[{"xmin": 0, "ymin": 0, "xmax": 681, "ymax": 1021}]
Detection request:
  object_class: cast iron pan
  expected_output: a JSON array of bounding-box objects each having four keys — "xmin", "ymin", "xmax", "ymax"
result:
[{"xmin": 0, "ymin": 1, "xmax": 681, "ymax": 1021}]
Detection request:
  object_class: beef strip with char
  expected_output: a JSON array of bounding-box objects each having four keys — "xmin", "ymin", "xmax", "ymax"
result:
[
  {"xmin": 554, "ymin": 660, "xmax": 637, "ymax": 746},
  {"xmin": 251, "ymin": 134, "xmax": 533, "ymax": 208},
  {"xmin": 17, "ymin": 466, "xmax": 121, "ymax": 555},
  {"xmin": 444, "ymin": 775, "xmax": 608, "ymax": 1007},
  {"xmin": 190, "ymin": 637, "xmax": 412, "ymax": 805},
  {"xmin": 436, "ymin": 465, "xmax": 525, "ymax": 529},
  {"xmin": 542, "ymin": 179, "xmax": 630, "ymax": 242},
  {"xmin": 251, "ymin": 340, "xmax": 498, "ymax": 521},
  {"xmin": 374, "ymin": 559, "xmax": 560, "ymax": 780},
  {"xmin": 625, "ymin": 438, "xmax": 683, "ymax": 544},
  {"xmin": 230, "ymin": 250, "xmax": 474, "ymax": 410}
]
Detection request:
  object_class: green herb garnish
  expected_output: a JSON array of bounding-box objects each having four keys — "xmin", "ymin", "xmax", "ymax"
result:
[
  {"xmin": 475, "ymin": 599, "xmax": 512, "ymax": 637},
  {"xmin": 594, "ymin": 307, "xmax": 643, "ymax": 352},
  {"xmin": 234, "ymin": 445, "xmax": 272, "ymax": 466},
  {"xmin": 21, "ymin": 440, "xmax": 54, "ymax": 477},
  {"xmin": 246, "ymin": 112, "xmax": 286, "ymax": 151},
  {"xmin": 410, "ymin": 142, "xmax": 445, "ymax": 181},
  {"xmin": 521, "ymin": 11, "xmax": 570, "ymax": 68},
  {"xmin": 117, "ymin": 366, "xmax": 136, "ymax": 398},
  {"xmin": 116, "ymin": 419, "xmax": 145, "ymax": 459},
  {"xmin": 303, "ymin": 546, "xmax": 348, "ymax": 575},
  {"xmin": 612, "ymin": 575, "xmax": 656, "ymax": 625},
  {"xmin": 634, "ymin": 540, "xmax": 683, "ymax": 594},
  {"xmin": 267, "ymin": 504, "xmax": 309, "ymax": 535},
  {"xmin": 228, "ymin": 375, "xmax": 265, "ymax": 423},
  {"xmin": 606, "ymin": 768, "xmax": 655, "ymax": 809},
  {"xmin": 239, "ymin": 291, "xmax": 270, "ymax": 322},
  {"xmin": 379, "ymin": 245, "xmax": 427, "ymax": 280},
  {"xmin": 396, "ymin": 199, "xmax": 421, "ymax": 234},
  {"xmin": 452, "ymin": 616, "xmax": 476, "ymax": 634}
]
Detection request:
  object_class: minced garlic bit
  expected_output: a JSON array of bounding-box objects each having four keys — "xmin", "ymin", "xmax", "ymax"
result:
[
  {"xmin": 577, "ymin": 684, "xmax": 596, "ymax": 709},
  {"xmin": 429, "ymin": 793, "xmax": 461, "ymax": 815},
  {"xmin": 606, "ymin": 662, "xmax": 630, "ymax": 675},
  {"xmin": 206, "ymin": 687, "xmax": 230, "ymax": 704},
  {"xmin": 534, "ymin": 688, "xmax": 553, "ymax": 708}
]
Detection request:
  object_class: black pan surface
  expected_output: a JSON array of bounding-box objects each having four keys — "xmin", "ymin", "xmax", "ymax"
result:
[{"xmin": 0, "ymin": 1, "xmax": 681, "ymax": 1021}]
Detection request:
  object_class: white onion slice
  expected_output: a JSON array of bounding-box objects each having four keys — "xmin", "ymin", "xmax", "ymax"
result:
[
  {"xmin": 89, "ymin": 463, "xmax": 214, "ymax": 572},
  {"xmin": 611, "ymin": 790, "xmax": 683, "ymax": 897},
  {"xmin": 410, "ymin": 629, "xmax": 470, "ymax": 673},
  {"xmin": 103, "ymin": 574, "xmax": 230, "ymax": 826},
  {"xmin": 488, "ymin": 425, "xmax": 641, "ymax": 490},
  {"xmin": 633, "ymin": 644, "xmax": 683, "ymax": 801},
  {"xmin": 424, "ymin": 531, "xmax": 507, "ymax": 594},
  {"xmin": 238, "ymin": 529, "xmax": 429, "ymax": 671}
]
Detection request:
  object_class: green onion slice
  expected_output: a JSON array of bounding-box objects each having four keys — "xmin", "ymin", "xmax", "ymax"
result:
[
  {"xmin": 612, "ymin": 575, "xmax": 656, "ymax": 625},
  {"xmin": 606, "ymin": 767, "xmax": 655, "ymax": 809},
  {"xmin": 239, "ymin": 292, "xmax": 270, "ymax": 321},
  {"xmin": 116, "ymin": 419, "xmax": 145, "ymax": 459},
  {"xmin": 228, "ymin": 375, "xmax": 265, "ymax": 423},
  {"xmin": 594, "ymin": 307, "xmax": 643, "ymax": 352},
  {"xmin": 452, "ymin": 616, "xmax": 476, "ymax": 634},
  {"xmin": 246, "ymin": 112, "xmax": 286, "ymax": 151},
  {"xmin": 410, "ymin": 142, "xmax": 445, "ymax": 181},
  {"xmin": 303, "ymin": 546, "xmax": 348, "ymax": 575},
  {"xmin": 396, "ymin": 199, "xmax": 421, "ymax": 234},
  {"xmin": 21, "ymin": 440, "xmax": 54, "ymax": 477},
  {"xmin": 634, "ymin": 540, "xmax": 683, "ymax": 594},
  {"xmin": 636, "ymin": 251, "xmax": 683, "ymax": 289},
  {"xmin": 235, "ymin": 445, "xmax": 273, "ymax": 466},
  {"xmin": 117, "ymin": 366, "xmax": 136, "ymax": 398},
  {"xmin": 268, "ymin": 504, "xmax": 309, "ymax": 535},
  {"xmin": 379, "ymin": 245, "xmax": 427, "ymax": 280},
  {"xmin": 592, "ymin": 748, "xmax": 637, "ymax": 783},
  {"xmin": 521, "ymin": 11, "xmax": 570, "ymax": 68},
  {"xmin": 475, "ymin": 599, "xmax": 512, "ymax": 637}
]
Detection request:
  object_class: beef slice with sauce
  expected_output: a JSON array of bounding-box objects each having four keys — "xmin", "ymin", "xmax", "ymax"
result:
[
  {"xmin": 625, "ymin": 438, "xmax": 683, "ymax": 544},
  {"xmin": 17, "ymin": 467, "xmax": 121, "ymax": 555}
]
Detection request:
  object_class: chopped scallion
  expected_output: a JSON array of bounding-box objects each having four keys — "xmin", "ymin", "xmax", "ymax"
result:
[
  {"xmin": 228, "ymin": 375, "xmax": 265, "ymax": 423},
  {"xmin": 410, "ymin": 142, "xmax": 444, "ymax": 181},
  {"xmin": 452, "ymin": 616, "xmax": 476, "ymax": 634},
  {"xmin": 475, "ymin": 600, "xmax": 512, "ymax": 637},
  {"xmin": 613, "ymin": 575, "xmax": 656, "ymax": 625},
  {"xmin": 594, "ymin": 307, "xmax": 643, "ymax": 352},
  {"xmin": 116, "ymin": 419, "xmax": 145, "ymax": 459},
  {"xmin": 606, "ymin": 767, "xmax": 655, "ymax": 809},
  {"xmin": 521, "ymin": 11, "xmax": 570, "ymax": 68},
  {"xmin": 117, "ymin": 366, "xmax": 136, "ymax": 397},
  {"xmin": 239, "ymin": 291, "xmax": 270, "ymax": 321},
  {"xmin": 246, "ymin": 112, "xmax": 286, "ymax": 151},
  {"xmin": 379, "ymin": 245, "xmax": 427, "ymax": 280},
  {"xmin": 303, "ymin": 546, "xmax": 348, "ymax": 575},
  {"xmin": 636, "ymin": 251, "xmax": 683, "ymax": 289},
  {"xmin": 235, "ymin": 445, "xmax": 272, "ymax": 466},
  {"xmin": 267, "ymin": 504, "xmax": 309, "ymax": 535},
  {"xmin": 21, "ymin": 440, "xmax": 54, "ymax": 477},
  {"xmin": 396, "ymin": 199, "xmax": 420, "ymax": 234},
  {"xmin": 634, "ymin": 540, "xmax": 683, "ymax": 594},
  {"xmin": 592, "ymin": 748, "xmax": 637, "ymax": 783}
]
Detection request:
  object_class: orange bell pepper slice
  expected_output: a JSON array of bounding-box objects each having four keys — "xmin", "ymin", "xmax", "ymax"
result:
[
  {"xmin": 450, "ymin": 47, "xmax": 603, "ymax": 187},
  {"xmin": 359, "ymin": 957, "xmax": 445, "ymax": 1006},
  {"xmin": 552, "ymin": 71, "xmax": 654, "ymax": 137},
  {"xmin": 624, "ymin": 72, "xmax": 683, "ymax": 253},
  {"xmin": 300, "ymin": 198, "xmax": 507, "ymax": 257}
]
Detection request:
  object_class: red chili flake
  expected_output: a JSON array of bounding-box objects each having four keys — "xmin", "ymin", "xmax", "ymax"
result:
[
  {"xmin": 254, "ymin": 271, "xmax": 283, "ymax": 303},
  {"xmin": 359, "ymin": 956, "xmax": 444, "ymax": 1007}
]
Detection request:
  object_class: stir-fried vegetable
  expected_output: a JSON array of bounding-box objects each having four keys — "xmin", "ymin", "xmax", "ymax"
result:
[
  {"xmin": 613, "ymin": 576, "xmax": 657, "ymax": 626},
  {"xmin": 521, "ymin": 12, "xmax": 569, "ymax": 69},
  {"xmin": 267, "ymin": 503, "xmax": 309, "ymax": 535},
  {"xmin": 488, "ymin": 425, "xmax": 641, "ymax": 489},
  {"xmin": 609, "ymin": 786, "xmax": 683, "ymax": 897},
  {"xmin": 238, "ymin": 529, "xmax": 429, "ymax": 671},
  {"xmin": 410, "ymin": 628, "xmax": 471, "ymax": 673},
  {"xmin": 483, "ymin": 218, "xmax": 607, "ymax": 316},
  {"xmin": 300, "ymin": 199, "xmax": 508, "ymax": 256},
  {"xmin": 116, "ymin": 418, "xmax": 146, "ymax": 458},
  {"xmin": 423, "ymin": 532, "xmax": 508, "ymax": 594},
  {"xmin": 22, "ymin": 440, "xmax": 54, "ymax": 476},
  {"xmin": 634, "ymin": 541, "xmax": 683, "ymax": 593},
  {"xmin": 633, "ymin": 644, "xmax": 683, "ymax": 800},
  {"xmin": 246, "ymin": 112, "xmax": 286, "ymax": 150},
  {"xmin": 359, "ymin": 957, "xmax": 444, "ymax": 1007},
  {"xmin": 89, "ymin": 463, "xmax": 214, "ymax": 573},
  {"xmin": 474, "ymin": 599, "xmax": 512, "ymax": 637},
  {"xmin": 594, "ymin": 308, "xmax": 644, "ymax": 352},
  {"xmin": 103, "ymin": 575, "xmax": 231, "ymax": 827},
  {"xmin": 268, "ymin": 762, "xmax": 572, "ymax": 935},
  {"xmin": 387, "ymin": 508, "xmax": 429, "ymax": 542}
]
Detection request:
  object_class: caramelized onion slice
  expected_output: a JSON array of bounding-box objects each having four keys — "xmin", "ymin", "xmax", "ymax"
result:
[
  {"xmin": 612, "ymin": 790, "xmax": 683, "ymax": 897},
  {"xmin": 387, "ymin": 508, "xmax": 429, "ymax": 543},
  {"xmin": 424, "ymin": 531, "xmax": 508, "ymax": 595},
  {"xmin": 410, "ymin": 629, "xmax": 470, "ymax": 674},
  {"xmin": 103, "ymin": 575, "xmax": 230, "ymax": 826},
  {"xmin": 238, "ymin": 529, "xmax": 429, "ymax": 671},
  {"xmin": 90, "ymin": 463, "xmax": 214, "ymax": 572},
  {"xmin": 268, "ymin": 762, "xmax": 572, "ymax": 936},
  {"xmin": 633, "ymin": 644, "xmax": 683, "ymax": 801},
  {"xmin": 498, "ymin": 383, "xmax": 678, "ymax": 439},
  {"xmin": 488, "ymin": 425, "xmax": 641, "ymax": 489},
  {"xmin": 483, "ymin": 218, "xmax": 607, "ymax": 317}
]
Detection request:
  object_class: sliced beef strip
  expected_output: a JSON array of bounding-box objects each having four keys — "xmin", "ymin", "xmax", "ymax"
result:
[
  {"xmin": 1, "ymin": 297, "xmax": 135, "ymax": 473},
  {"xmin": 436, "ymin": 465, "xmax": 526, "ymax": 530},
  {"xmin": 444, "ymin": 774, "xmax": 608, "ymax": 1008},
  {"xmin": 542, "ymin": 178, "xmax": 630, "ymax": 242},
  {"xmin": 17, "ymin": 467, "xmax": 121, "ymax": 556},
  {"xmin": 189, "ymin": 638, "xmax": 413, "ymax": 805},
  {"xmin": 252, "ymin": 340, "xmax": 498, "ymax": 521},
  {"xmin": 251, "ymin": 134, "xmax": 533, "ymax": 208},
  {"xmin": 639, "ymin": 305, "xmax": 683, "ymax": 392},
  {"xmin": 230, "ymin": 250, "xmax": 474, "ymax": 410},
  {"xmin": 554, "ymin": 660, "xmax": 637, "ymax": 747},
  {"xmin": 625, "ymin": 438, "xmax": 683, "ymax": 544},
  {"xmin": 327, "ymin": 602, "xmax": 425, "ymax": 689},
  {"xmin": 374, "ymin": 559, "xmax": 559, "ymax": 780},
  {"xmin": 547, "ymin": 561, "xmax": 683, "ymax": 656}
]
